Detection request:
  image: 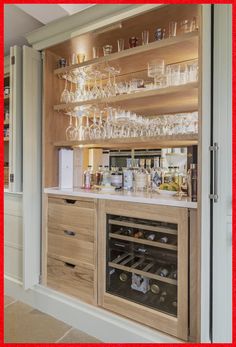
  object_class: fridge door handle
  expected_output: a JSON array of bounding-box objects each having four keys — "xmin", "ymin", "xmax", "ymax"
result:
[{"xmin": 209, "ymin": 142, "xmax": 219, "ymax": 203}]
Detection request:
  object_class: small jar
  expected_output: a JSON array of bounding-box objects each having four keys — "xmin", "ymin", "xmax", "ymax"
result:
[
  {"xmin": 155, "ymin": 28, "xmax": 166, "ymax": 41},
  {"xmin": 57, "ymin": 58, "xmax": 67, "ymax": 68},
  {"xmin": 129, "ymin": 37, "xmax": 138, "ymax": 48}
]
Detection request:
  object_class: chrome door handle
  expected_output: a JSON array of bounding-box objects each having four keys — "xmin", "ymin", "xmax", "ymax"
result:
[{"xmin": 209, "ymin": 143, "xmax": 219, "ymax": 203}]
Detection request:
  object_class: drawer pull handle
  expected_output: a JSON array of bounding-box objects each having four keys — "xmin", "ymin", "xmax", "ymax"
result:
[
  {"xmin": 65, "ymin": 199, "xmax": 76, "ymax": 204},
  {"xmin": 64, "ymin": 230, "xmax": 76, "ymax": 236},
  {"xmin": 64, "ymin": 262, "xmax": 76, "ymax": 269}
]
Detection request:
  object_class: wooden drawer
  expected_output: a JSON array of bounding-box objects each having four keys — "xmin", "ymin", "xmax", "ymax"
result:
[
  {"xmin": 48, "ymin": 229, "xmax": 95, "ymax": 266},
  {"xmin": 47, "ymin": 256, "xmax": 96, "ymax": 305},
  {"xmin": 48, "ymin": 196, "xmax": 95, "ymax": 232}
]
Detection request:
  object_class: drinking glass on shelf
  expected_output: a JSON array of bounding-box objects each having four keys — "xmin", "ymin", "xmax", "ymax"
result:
[
  {"xmin": 179, "ymin": 64, "xmax": 188, "ymax": 85},
  {"xmin": 81, "ymin": 110, "xmax": 91, "ymax": 140},
  {"xmin": 65, "ymin": 113, "xmax": 75, "ymax": 140},
  {"xmin": 147, "ymin": 59, "xmax": 165, "ymax": 88},
  {"xmin": 110, "ymin": 64, "xmax": 121, "ymax": 96},
  {"xmin": 60, "ymin": 76, "xmax": 70, "ymax": 103},
  {"xmin": 74, "ymin": 115, "xmax": 82, "ymax": 140},
  {"xmin": 103, "ymin": 45, "xmax": 113, "ymax": 56},
  {"xmin": 92, "ymin": 47, "xmax": 100, "ymax": 59},
  {"xmin": 71, "ymin": 53, "xmax": 77, "ymax": 65},
  {"xmin": 77, "ymin": 53, "xmax": 86, "ymax": 63},
  {"xmin": 187, "ymin": 61, "xmax": 198, "ymax": 82},
  {"xmin": 179, "ymin": 20, "xmax": 191, "ymax": 34},
  {"xmin": 141, "ymin": 30, "xmax": 149, "ymax": 45},
  {"xmin": 69, "ymin": 79, "xmax": 75, "ymax": 102},
  {"xmin": 117, "ymin": 39, "xmax": 125, "ymax": 52},
  {"xmin": 103, "ymin": 66, "xmax": 115, "ymax": 97},
  {"xmin": 169, "ymin": 21, "xmax": 177, "ymax": 38},
  {"xmin": 170, "ymin": 64, "xmax": 181, "ymax": 85},
  {"xmin": 97, "ymin": 110, "xmax": 106, "ymax": 139},
  {"xmin": 89, "ymin": 107, "xmax": 100, "ymax": 139},
  {"xmin": 90, "ymin": 69, "xmax": 101, "ymax": 99},
  {"xmin": 190, "ymin": 16, "xmax": 199, "ymax": 32}
]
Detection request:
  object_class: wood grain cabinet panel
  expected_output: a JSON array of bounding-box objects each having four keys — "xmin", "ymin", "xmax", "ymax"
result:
[
  {"xmin": 46, "ymin": 195, "xmax": 97, "ymax": 305},
  {"xmin": 47, "ymin": 256, "xmax": 96, "ymax": 305},
  {"xmin": 48, "ymin": 231, "xmax": 95, "ymax": 266},
  {"xmin": 48, "ymin": 197, "xmax": 95, "ymax": 231}
]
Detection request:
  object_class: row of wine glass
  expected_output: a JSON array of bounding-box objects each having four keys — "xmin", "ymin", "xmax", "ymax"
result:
[
  {"xmin": 60, "ymin": 59, "xmax": 198, "ymax": 104},
  {"xmin": 64, "ymin": 107, "xmax": 198, "ymax": 141}
]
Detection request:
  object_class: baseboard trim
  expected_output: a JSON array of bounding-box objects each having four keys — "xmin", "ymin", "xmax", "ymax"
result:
[{"xmin": 5, "ymin": 276, "xmax": 179, "ymax": 343}]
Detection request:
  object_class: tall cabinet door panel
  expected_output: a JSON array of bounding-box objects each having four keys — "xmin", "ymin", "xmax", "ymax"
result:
[
  {"xmin": 9, "ymin": 46, "xmax": 22, "ymax": 192},
  {"xmin": 22, "ymin": 46, "xmax": 42, "ymax": 289},
  {"xmin": 212, "ymin": 5, "xmax": 232, "ymax": 342}
]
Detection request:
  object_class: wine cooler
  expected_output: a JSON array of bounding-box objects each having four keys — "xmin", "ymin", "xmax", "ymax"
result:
[
  {"xmin": 98, "ymin": 200, "xmax": 189, "ymax": 340},
  {"xmin": 107, "ymin": 215, "xmax": 178, "ymax": 316}
]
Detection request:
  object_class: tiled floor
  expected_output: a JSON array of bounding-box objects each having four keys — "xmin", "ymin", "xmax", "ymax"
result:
[{"xmin": 4, "ymin": 295, "xmax": 101, "ymax": 343}]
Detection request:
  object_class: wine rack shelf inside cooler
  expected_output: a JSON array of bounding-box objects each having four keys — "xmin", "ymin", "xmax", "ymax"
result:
[{"xmin": 106, "ymin": 214, "xmax": 178, "ymax": 317}]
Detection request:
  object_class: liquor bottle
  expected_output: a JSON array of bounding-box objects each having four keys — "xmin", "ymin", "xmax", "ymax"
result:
[
  {"xmin": 150, "ymin": 283, "xmax": 160, "ymax": 294},
  {"xmin": 151, "ymin": 157, "xmax": 162, "ymax": 190},
  {"xmin": 102, "ymin": 166, "xmax": 111, "ymax": 186},
  {"xmin": 94, "ymin": 165, "xmax": 103, "ymax": 186},
  {"xmin": 83, "ymin": 165, "xmax": 93, "ymax": 189},
  {"xmin": 134, "ymin": 230, "xmax": 144, "ymax": 239},
  {"xmin": 171, "ymin": 270, "xmax": 177, "ymax": 280},
  {"xmin": 119, "ymin": 272, "xmax": 128, "ymax": 282},
  {"xmin": 111, "ymin": 166, "xmax": 123, "ymax": 188},
  {"xmin": 159, "ymin": 291, "xmax": 167, "ymax": 303},
  {"xmin": 123, "ymin": 158, "xmax": 133, "ymax": 190},
  {"xmin": 187, "ymin": 163, "xmax": 197, "ymax": 201},
  {"xmin": 134, "ymin": 158, "xmax": 148, "ymax": 192},
  {"xmin": 159, "ymin": 157, "xmax": 167, "ymax": 184},
  {"xmin": 158, "ymin": 236, "xmax": 168, "ymax": 243},
  {"xmin": 146, "ymin": 233, "xmax": 155, "ymax": 241},
  {"xmin": 172, "ymin": 300, "xmax": 177, "ymax": 308},
  {"xmin": 145, "ymin": 159, "xmax": 152, "ymax": 191},
  {"xmin": 191, "ymin": 164, "xmax": 198, "ymax": 202},
  {"xmin": 159, "ymin": 268, "xmax": 169, "ymax": 277}
]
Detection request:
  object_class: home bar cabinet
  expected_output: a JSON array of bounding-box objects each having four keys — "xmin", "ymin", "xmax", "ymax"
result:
[{"xmin": 39, "ymin": 4, "xmax": 203, "ymax": 342}]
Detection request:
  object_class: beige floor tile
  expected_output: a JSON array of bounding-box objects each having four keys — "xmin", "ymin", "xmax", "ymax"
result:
[
  {"xmin": 4, "ymin": 301, "xmax": 71, "ymax": 343},
  {"xmin": 58, "ymin": 328, "xmax": 101, "ymax": 343},
  {"xmin": 4, "ymin": 295, "xmax": 16, "ymax": 307}
]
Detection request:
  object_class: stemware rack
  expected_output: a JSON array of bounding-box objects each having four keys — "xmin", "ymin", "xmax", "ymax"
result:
[{"xmin": 54, "ymin": 82, "xmax": 198, "ymax": 115}]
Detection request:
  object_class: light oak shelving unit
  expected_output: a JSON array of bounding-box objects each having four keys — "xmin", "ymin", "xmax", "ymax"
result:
[{"xmin": 42, "ymin": 3, "xmax": 201, "ymax": 342}]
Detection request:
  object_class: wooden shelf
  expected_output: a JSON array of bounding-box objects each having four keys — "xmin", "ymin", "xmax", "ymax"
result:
[
  {"xmin": 4, "ymin": 137, "xmax": 9, "ymax": 142},
  {"xmin": 109, "ymin": 219, "xmax": 178, "ymax": 235},
  {"xmin": 4, "ymin": 95, "xmax": 10, "ymax": 102},
  {"xmin": 54, "ymin": 82, "xmax": 198, "ymax": 116},
  {"xmin": 109, "ymin": 232, "xmax": 177, "ymax": 251},
  {"xmin": 109, "ymin": 254, "xmax": 177, "ymax": 286},
  {"xmin": 54, "ymin": 31, "xmax": 198, "ymax": 77},
  {"xmin": 4, "ymin": 120, "xmax": 9, "ymax": 125},
  {"xmin": 54, "ymin": 133, "xmax": 198, "ymax": 150}
]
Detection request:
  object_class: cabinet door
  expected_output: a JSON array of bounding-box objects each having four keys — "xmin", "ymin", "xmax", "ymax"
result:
[
  {"xmin": 9, "ymin": 46, "xmax": 22, "ymax": 192},
  {"xmin": 212, "ymin": 5, "xmax": 232, "ymax": 342},
  {"xmin": 98, "ymin": 200, "xmax": 188, "ymax": 340},
  {"xmin": 22, "ymin": 46, "xmax": 42, "ymax": 289}
]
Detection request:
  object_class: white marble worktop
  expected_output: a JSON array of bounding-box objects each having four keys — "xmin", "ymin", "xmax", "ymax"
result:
[{"xmin": 44, "ymin": 187, "xmax": 197, "ymax": 209}]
